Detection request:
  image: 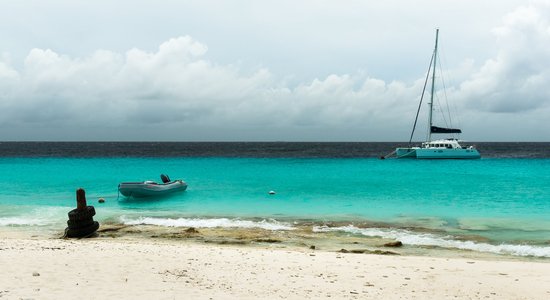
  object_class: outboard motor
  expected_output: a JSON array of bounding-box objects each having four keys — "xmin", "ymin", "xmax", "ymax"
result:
[{"xmin": 160, "ymin": 174, "xmax": 171, "ymax": 183}]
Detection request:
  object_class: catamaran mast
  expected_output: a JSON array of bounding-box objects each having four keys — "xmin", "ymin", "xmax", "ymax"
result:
[{"xmin": 427, "ymin": 28, "xmax": 439, "ymax": 142}]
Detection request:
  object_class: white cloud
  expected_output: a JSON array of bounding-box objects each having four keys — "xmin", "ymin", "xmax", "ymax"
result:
[
  {"xmin": 1, "ymin": 1, "xmax": 549, "ymax": 141},
  {"xmin": 0, "ymin": 35, "xmax": 424, "ymax": 141},
  {"xmin": 458, "ymin": 2, "xmax": 550, "ymax": 114},
  {"xmin": 0, "ymin": 63, "xmax": 18, "ymax": 82}
]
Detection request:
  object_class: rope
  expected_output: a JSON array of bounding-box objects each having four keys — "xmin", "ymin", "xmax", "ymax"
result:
[
  {"xmin": 382, "ymin": 148, "xmax": 419, "ymax": 159},
  {"xmin": 381, "ymin": 150, "xmax": 396, "ymax": 159},
  {"xmin": 60, "ymin": 227, "xmax": 69, "ymax": 239},
  {"xmin": 396, "ymin": 149, "xmax": 416, "ymax": 158}
]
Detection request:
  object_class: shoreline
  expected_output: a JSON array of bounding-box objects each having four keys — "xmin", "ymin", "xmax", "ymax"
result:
[
  {"xmin": 1, "ymin": 228, "xmax": 550, "ymax": 299},
  {"xmin": 2, "ymin": 221, "xmax": 550, "ymax": 262}
]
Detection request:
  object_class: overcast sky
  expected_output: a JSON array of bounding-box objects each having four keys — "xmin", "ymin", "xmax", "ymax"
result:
[{"xmin": 1, "ymin": 0, "xmax": 549, "ymax": 141}]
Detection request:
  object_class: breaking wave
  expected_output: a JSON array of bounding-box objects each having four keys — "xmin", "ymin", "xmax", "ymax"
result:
[
  {"xmin": 0, "ymin": 216, "xmax": 52, "ymax": 226},
  {"xmin": 120, "ymin": 216, "xmax": 295, "ymax": 231},
  {"xmin": 0, "ymin": 207, "xmax": 67, "ymax": 227},
  {"xmin": 314, "ymin": 225, "xmax": 550, "ymax": 258}
]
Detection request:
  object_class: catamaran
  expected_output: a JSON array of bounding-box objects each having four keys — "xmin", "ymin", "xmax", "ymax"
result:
[{"xmin": 393, "ymin": 29, "xmax": 480, "ymax": 159}]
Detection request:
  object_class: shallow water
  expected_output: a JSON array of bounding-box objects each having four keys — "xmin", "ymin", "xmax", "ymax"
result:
[{"xmin": 0, "ymin": 142, "xmax": 549, "ymax": 258}]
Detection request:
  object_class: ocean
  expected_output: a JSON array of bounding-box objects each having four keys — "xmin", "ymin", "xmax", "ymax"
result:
[{"xmin": 1, "ymin": 142, "xmax": 549, "ymax": 258}]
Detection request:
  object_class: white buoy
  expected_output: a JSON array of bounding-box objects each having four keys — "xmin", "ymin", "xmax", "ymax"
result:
[{"xmin": 268, "ymin": 190, "xmax": 276, "ymax": 195}]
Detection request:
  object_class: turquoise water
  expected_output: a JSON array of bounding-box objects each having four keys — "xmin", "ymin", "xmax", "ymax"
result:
[{"xmin": 1, "ymin": 157, "xmax": 549, "ymax": 257}]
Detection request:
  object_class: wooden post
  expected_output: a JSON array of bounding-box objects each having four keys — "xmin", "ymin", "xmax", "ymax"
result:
[{"xmin": 76, "ymin": 188, "xmax": 87, "ymax": 211}]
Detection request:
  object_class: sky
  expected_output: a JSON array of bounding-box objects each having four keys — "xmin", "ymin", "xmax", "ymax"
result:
[{"xmin": 1, "ymin": 0, "xmax": 549, "ymax": 141}]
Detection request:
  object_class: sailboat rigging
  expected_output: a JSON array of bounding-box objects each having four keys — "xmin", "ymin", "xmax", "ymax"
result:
[{"xmin": 393, "ymin": 29, "xmax": 481, "ymax": 159}]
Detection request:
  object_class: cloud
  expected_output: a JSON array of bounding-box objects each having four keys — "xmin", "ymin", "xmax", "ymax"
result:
[
  {"xmin": 0, "ymin": 35, "xmax": 424, "ymax": 141},
  {"xmin": 458, "ymin": 1, "xmax": 550, "ymax": 113},
  {"xmin": 1, "ymin": 2, "xmax": 550, "ymax": 141}
]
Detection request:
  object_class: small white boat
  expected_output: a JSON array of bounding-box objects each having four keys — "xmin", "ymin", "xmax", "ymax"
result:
[
  {"xmin": 393, "ymin": 29, "xmax": 480, "ymax": 159},
  {"xmin": 118, "ymin": 174, "xmax": 187, "ymax": 198}
]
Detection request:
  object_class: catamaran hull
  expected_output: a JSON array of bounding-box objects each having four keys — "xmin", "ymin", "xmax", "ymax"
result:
[
  {"xmin": 119, "ymin": 181, "xmax": 188, "ymax": 198},
  {"xmin": 415, "ymin": 148, "xmax": 480, "ymax": 159},
  {"xmin": 396, "ymin": 147, "xmax": 480, "ymax": 159},
  {"xmin": 395, "ymin": 148, "xmax": 418, "ymax": 158}
]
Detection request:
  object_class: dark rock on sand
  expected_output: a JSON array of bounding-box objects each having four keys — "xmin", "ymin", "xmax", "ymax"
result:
[
  {"xmin": 383, "ymin": 241, "xmax": 403, "ymax": 247},
  {"xmin": 253, "ymin": 238, "xmax": 282, "ymax": 243},
  {"xmin": 370, "ymin": 250, "xmax": 399, "ymax": 255},
  {"xmin": 339, "ymin": 248, "xmax": 399, "ymax": 255},
  {"xmin": 204, "ymin": 239, "xmax": 248, "ymax": 245},
  {"xmin": 185, "ymin": 227, "xmax": 199, "ymax": 234}
]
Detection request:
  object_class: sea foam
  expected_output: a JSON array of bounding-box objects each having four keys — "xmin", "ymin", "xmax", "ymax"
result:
[
  {"xmin": 314, "ymin": 225, "xmax": 550, "ymax": 258},
  {"xmin": 120, "ymin": 216, "xmax": 295, "ymax": 231},
  {"xmin": 0, "ymin": 217, "xmax": 51, "ymax": 226},
  {"xmin": 0, "ymin": 206, "xmax": 67, "ymax": 227}
]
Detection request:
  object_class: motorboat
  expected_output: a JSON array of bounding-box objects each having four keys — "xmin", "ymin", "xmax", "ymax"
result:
[{"xmin": 118, "ymin": 174, "xmax": 187, "ymax": 198}]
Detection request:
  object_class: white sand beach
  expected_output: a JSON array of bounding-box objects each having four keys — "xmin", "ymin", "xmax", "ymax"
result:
[{"xmin": 1, "ymin": 234, "xmax": 549, "ymax": 300}]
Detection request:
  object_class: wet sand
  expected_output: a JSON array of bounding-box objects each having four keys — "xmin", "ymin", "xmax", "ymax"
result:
[{"xmin": 1, "ymin": 226, "xmax": 549, "ymax": 299}]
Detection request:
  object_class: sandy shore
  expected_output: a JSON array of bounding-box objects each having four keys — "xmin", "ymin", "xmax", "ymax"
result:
[{"xmin": 0, "ymin": 234, "xmax": 549, "ymax": 299}]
